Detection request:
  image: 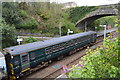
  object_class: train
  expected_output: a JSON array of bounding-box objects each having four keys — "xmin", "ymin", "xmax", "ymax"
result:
[{"xmin": 0, "ymin": 31, "xmax": 97, "ymax": 80}]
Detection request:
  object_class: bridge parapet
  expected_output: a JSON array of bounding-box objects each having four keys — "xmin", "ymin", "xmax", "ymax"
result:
[
  {"xmin": 76, "ymin": 7, "xmax": 118, "ymax": 31},
  {"xmin": 86, "ymin": 8, "xmax": 118, "ymax": 18}
]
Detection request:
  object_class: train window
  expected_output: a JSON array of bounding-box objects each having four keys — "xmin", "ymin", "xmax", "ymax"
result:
[
  {"xmin": 49, "ymin": 47, "xmax": 53, "ymax": 53},
  {"xmin": 69, "ymin": 41, "xmax": 72, "ymax": 46},
  {"xmin": 76, "ymin": 39, "xmax": 79, "ymax": 44},
  {"xmin": 22, "ymin": 55, "xmax": 28, "ymax": 63},
  {"xmin": 53, "ymin": 45, "xmax": 59, "ymax": 52},
  {"xmin": 14, "ymin": 58, "xmax": 19, "ymax": 65},
  {"xmin": 70, "ymin": 40, "xmax": 74, "ymax": 46},
  {"xmin": 75, "ymin": 39, "xmax": 78, "ymax": 44},
  {"xmin": 46, "ymin": 48, "xmax": 49, "ymax": 54},
  {"xmin": 72, "ymin": 40, "xmax": 75, "ymax": 45},
  {"xmin": 87, "ymin": 36, "xmax": 89, "ymax": 39},
  {"xmin": 57, "ymin": 45, "xmax": 59, "ymax": 50},
  {"xmin": 66, "ymin": 42, "xmax": 70, "ymax": 47},
  {"xmin": 82, "ymin": 37, "xmax": 85, "ymax": 41},
  {"xmin": 86, "ymin": 36, "xmax": 88, "ymax": 39},
  {"xmin": 30, "ymin": 53, "xmax": 35, "ymax": 60},
  {"xmin": 78, "ymin": 38, "xmax": 80, "ymax": 43},
  {"xmin": 66, "ymin": 42, "xmax": 68, "ymax": 47},
  {"xmin": 59, "ymin": 44, "xmax": 62, "ymax": 50},
  {"xmin": 70, "ymin": 41, "xmax": 73, "ymax": 46},
  {"xmin": 46, "ymin": 47, "xmax": 52, "ymax": 54},
  {"xmin": 60, "ymin": 43, "xmax": 64, "ymax": 50},
  {"xmin": 63, "ymin": 43, "xmax": 66, "ymax": 48},
  {"xmin": 53, "ymin": 46, "xmax": 55, "ymax": 52},
  {"xmin": 64, "ymin": 42, "xmax": 66, "ymax": 47},
  {"xmin": 14, "ymin": 60, "xmax": 19, "ymax": 64},
  {"xmin": 68, "ymin": 41, "xmax": 70, "ymax": 46}
]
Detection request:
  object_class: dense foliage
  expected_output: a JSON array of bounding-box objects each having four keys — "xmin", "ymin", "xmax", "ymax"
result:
[
  {"xmin": 68, "ymin": 6, "xmax": 97, "ymax": 23},
  {"xmin": 24, "ymin": 37, "xmax": 37, "ymax": 43},
  {"xmin": 61, "ymin": 9, "xmax": 82, "ymax": 35},
  {"xmin": 16, "ymin": 18, "xmax": 39, "ymax": 29},
  {"xmin": 66, "ymin": 34, "xmax": 119, "ymax": 78},
  {"xmin": 90, "ymin": 16, "xmax": 118, "ymax": 31},
  {"xmin": 0, "ymin": 19, "xmax": 17, "ymax": 48},
  {"xmin": 2, "ymin": 2, "xmax": 98, "ymax": 36},
  {"xmin": 2, "ymin": 2, "xmax": 20, "ymax": 25}
]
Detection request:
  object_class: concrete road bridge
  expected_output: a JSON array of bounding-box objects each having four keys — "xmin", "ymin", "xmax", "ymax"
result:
[{"xmin": 76, "ymin": 6, "xmax": 118, "ymax": 31}]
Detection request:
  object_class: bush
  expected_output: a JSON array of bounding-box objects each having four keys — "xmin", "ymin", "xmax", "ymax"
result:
[
  {"xmin": 0, "ymin": 19, "xmax": 17, "ymax": 48},
  {"xmin": 16, "ymin": 18, "xmax": 39, "ymax": 29},
  {"xmin": 61, "ymin": 18, "xmax": 82, "ymax": 36},
  {"xmin": 66, "ymin": 32, "xmax": 119, "ymax": 78},
  {"xmin": 19, "ymin": 10, "xmax": 28, "ymax": 19},
  {"xmin": 2, "ymin": 2, "xmax": 21, "ymax": 25},
  {"xmin": 24, "ymin": 37, "xmax": 37, "ymax": 43}
]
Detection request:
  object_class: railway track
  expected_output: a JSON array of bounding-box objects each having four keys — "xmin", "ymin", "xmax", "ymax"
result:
[
  {"xmin": 20, "ymin": 37, "xmax": 103, "ymax": 79},
  {"xmin": 20, "ymin": 29, "xmax": 117, "ymax": 80},
  {"xmin": 40, "ymin": 36, "xmax": 104, "ymax": 79}
]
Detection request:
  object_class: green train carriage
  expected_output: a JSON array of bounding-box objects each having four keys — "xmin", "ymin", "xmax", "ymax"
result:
[{"xmin": 1, "ymin": 31, "xmax": 96, "ymax": 79}]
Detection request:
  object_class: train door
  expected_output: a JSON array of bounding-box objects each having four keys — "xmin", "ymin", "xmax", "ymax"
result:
[{"xmin": 20, "ymin": 53, "xmax": 30, "ymax": 71}]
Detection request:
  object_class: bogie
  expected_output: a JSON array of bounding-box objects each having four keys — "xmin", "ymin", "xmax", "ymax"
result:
[{"xmin": 57, "ymin": 55, "xmax": 64, "ymax": 61}]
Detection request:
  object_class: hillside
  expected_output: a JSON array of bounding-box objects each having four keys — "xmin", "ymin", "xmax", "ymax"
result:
[
  {"xmin": 2, "ymin": 2, "xmax": 97, "ymax": 36},
  {"xmin": 1, "ymin": 2, "xmax": 118, "ymax": 48}
]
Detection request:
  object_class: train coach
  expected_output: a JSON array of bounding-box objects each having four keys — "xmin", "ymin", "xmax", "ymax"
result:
[{"xmin": 0, "ymin": 31, "xmax": 97, "ymax": 79}]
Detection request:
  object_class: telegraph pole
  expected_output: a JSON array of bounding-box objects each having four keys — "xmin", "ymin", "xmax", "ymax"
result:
[
  {"xmin": 100, "ymin": 25, "xmax": 107, "ymax": 40},
  {"xmin": 59, "ymin": 22, "xmax": 61, "ymax": 37}
]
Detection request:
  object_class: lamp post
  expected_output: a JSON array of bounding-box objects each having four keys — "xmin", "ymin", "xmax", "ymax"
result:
[{"xmin": 100, "ymin": 25, "xmax": 107, "ymax": 39}]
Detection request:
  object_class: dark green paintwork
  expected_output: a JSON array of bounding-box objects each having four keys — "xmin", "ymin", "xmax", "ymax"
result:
[{"xmin": 11, "ymin": 33, "xmax": 97, "ymax": 77}]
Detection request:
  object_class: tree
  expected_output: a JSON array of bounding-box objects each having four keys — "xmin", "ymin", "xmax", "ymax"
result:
[
  {"xmin": 0, "ymin": 19, "xmax": 16, "ymax": 49},
  {"xmin": 68, "ymin": 6, "xmax": 97, "ymax": 23},
  {"xmin": 2, "ymin": 2, "xmax": 21, "ymax": 25},
  {"xmin": 66, "ymin": 33, "xmax": 119, "ymax": 78}
]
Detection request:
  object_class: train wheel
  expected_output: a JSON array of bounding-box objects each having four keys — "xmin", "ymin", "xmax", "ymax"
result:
[
  {"xmin": 16, "ymin": 75, "xmax": 19, "ymax": 79},
  {"xmin": 48, "ymin": 60, "xmax": 52, "ymax": 64},
  {"xmin": 68, "ymin": 51, "xmax": 73, "ymax": 55}
]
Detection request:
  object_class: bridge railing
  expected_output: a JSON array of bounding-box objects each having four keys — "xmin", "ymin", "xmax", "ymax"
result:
[{"xmin": 85, "ymin": 8, "xmax": 118, "ymax": 17}]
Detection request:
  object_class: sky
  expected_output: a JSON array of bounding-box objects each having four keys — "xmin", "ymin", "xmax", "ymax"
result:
[{"xmin": 52, "ymin": 0, "xmax": 120, "ymax": 6}]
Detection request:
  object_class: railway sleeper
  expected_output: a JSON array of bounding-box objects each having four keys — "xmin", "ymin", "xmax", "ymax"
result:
[{"xmin": 19, "ymin": 62, "xmax": 50, "ymax": 78}]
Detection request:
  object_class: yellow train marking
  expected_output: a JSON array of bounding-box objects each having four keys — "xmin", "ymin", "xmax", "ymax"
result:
[{"xmin": 21, "ymin": 68, "xmax": 30, "ymax": 73}]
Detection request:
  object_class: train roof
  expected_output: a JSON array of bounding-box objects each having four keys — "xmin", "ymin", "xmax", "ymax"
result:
[{"xmin": 3, "ymin": 31, "xmax": 96, "ymax": 56}]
